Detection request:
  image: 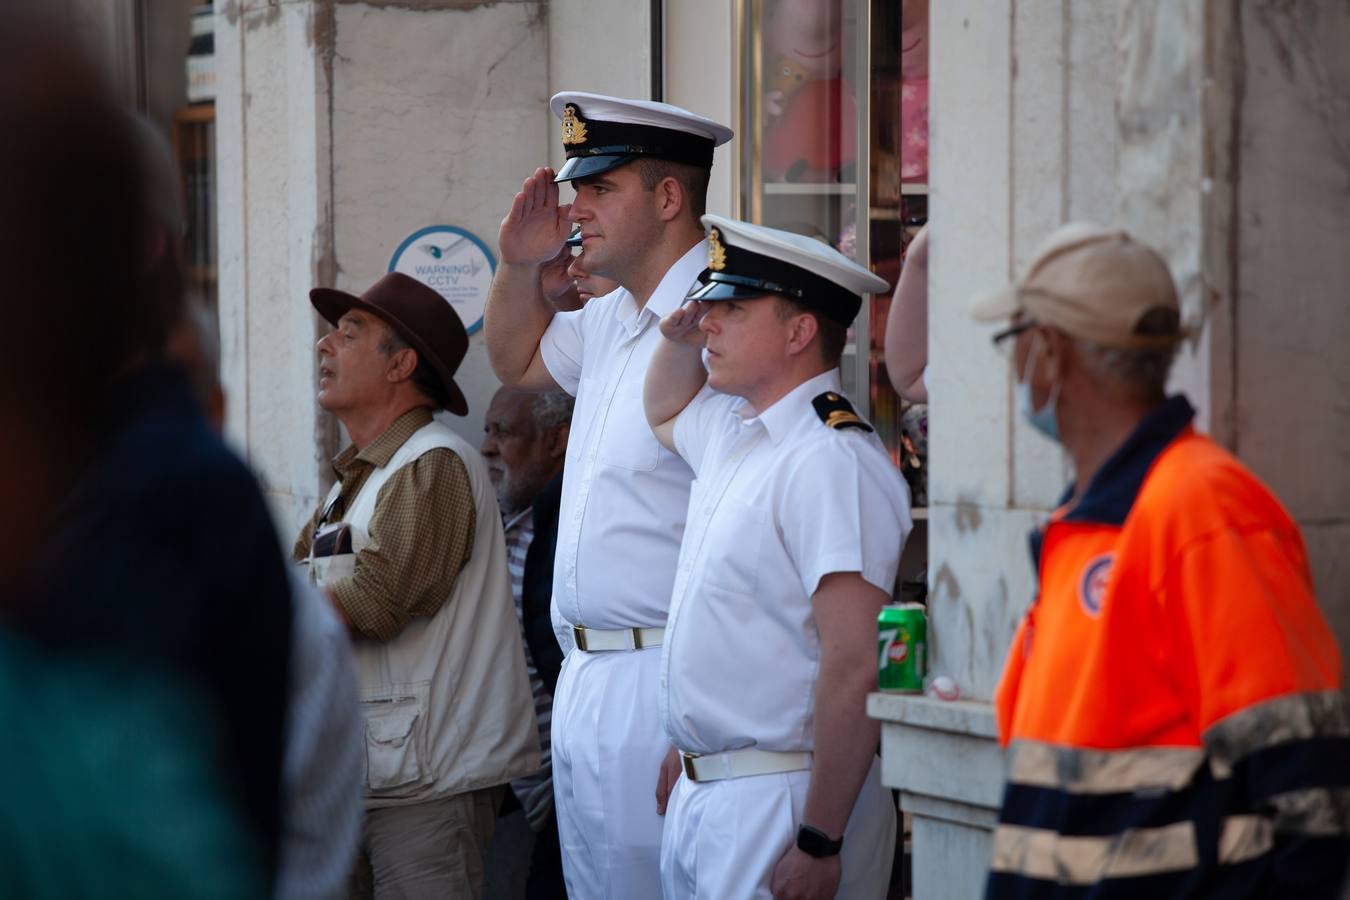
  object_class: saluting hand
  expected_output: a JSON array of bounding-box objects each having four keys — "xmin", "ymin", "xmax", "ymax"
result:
[
  {"xmin": 659, "ymin": 301, "xmax": 709, "ymax": 349},
  {"xmin": 498, "ymin": 167, "xmax": 572, "ymax": 266}
]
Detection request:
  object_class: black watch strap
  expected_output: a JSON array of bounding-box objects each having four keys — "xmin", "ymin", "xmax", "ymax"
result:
[{"xmin": 796, "ymin": 824, "xmax": 843, "ymax": 858}]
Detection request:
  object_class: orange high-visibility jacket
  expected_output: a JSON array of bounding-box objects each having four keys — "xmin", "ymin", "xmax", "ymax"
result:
[{"xmin": 989, "ymin": 396, "xmax": 1350, "ymax": 899}]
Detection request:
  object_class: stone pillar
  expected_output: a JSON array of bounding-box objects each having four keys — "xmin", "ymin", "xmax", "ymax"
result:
[
  {"xmin": 1217, "ymin": 0, "xmax": 1350, "ymax": 667},
  {"xmin": 871, "ymin": 1, "xmax": 1350, "ymax": 896},
  {"xmin": 216, "ymin": 0, "xmax": 548, "ymax": 538}
]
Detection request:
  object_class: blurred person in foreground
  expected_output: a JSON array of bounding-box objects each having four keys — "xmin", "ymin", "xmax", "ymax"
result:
[
  {"xmin": 0, "ymin": 13, "xmax": 294, "ymax": 898},
  {"xmin": 974, "ymin": 223, "xmax": 1350, "ymax": 898},
  {"xmin": 293, "ymin": 273, "xmax": 538, "ymax": 899},
  {"xmin": 481, "ymin": 387, "xmax": 575, "ymax": 900},
  {"xmin": 169, "ymin": 302, "xmax": 364, "ymax": 900}
]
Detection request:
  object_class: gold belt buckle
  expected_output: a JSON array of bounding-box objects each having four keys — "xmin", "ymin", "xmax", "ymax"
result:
[
  {"xmin": 572, "ymin": 624, "xmax": 588, "ymax": 652},
  {"xmin": 680, "ymin": 750, "xmax": 699, "ymax": 782}
]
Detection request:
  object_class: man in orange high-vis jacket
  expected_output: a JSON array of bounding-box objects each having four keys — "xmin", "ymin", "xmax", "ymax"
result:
[{"xmin": 970, "ymin": 222, "xmax": 1350, "ymax": 899}]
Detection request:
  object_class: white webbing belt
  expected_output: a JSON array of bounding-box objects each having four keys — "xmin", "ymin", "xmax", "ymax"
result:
[
  {"xmin": 572, "ymin": 624, "xmax": 664, "ymax": 652},
  {"xmin": 680, "ymin": 747, "xmax": 813, "ymax": 783}
]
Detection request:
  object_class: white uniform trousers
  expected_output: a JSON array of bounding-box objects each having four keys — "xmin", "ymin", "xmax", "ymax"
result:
[
  {"xmin": 660, "ymin": 755, "xmax": 895, "ymax": 900},
  {"xmin": 552, "ymin": 644, "xmax": 667, "ymax": 900}
]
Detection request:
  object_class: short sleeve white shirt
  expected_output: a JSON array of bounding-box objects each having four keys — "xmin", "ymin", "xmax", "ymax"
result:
[
  {"xmin": 538, "ymin": 241, "xmax": 708, "ymax": 630},
  {"xmin": 661, "ymin": 370, "xmax": 912, "ymax": 755}
]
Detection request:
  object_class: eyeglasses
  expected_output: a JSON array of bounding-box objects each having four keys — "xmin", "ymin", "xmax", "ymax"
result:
[{"xmin": 991, "ymin": 320, "xmax": 1035, "ymax": 356}]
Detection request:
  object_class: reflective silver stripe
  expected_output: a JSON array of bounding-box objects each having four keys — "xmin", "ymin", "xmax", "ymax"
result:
[
  {"xmin": 1218, "ymin": 814, "xmax": 1274, "ymax": 864},
  {"xmin": 1268, "ymin": 786, "xmax": 1350, "ymax": 837},
  {"xmin": 1205, "ymin": 690, "xmax": 1350, "ymax": 778},
  {"xmin": 1008, "ymin": 740, "xmax": 1206, "ymax": 794},
  {"xmin": 991, "ymin": 821, "xmax": 1197, "ymax": 884}
]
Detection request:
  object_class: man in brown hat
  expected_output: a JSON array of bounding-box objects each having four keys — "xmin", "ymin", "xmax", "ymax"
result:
[{"xmin": 293, "ymin": 272, "xmax": 540, "ymax": 899}]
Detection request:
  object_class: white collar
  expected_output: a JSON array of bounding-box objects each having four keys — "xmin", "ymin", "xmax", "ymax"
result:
[
  {"xmin": 734, "ymin": 369, "xmax": 843, "ymax": 446},
  {"xmin": 615, "ymin": 240, "xmax": 710, "ymax": 336}
]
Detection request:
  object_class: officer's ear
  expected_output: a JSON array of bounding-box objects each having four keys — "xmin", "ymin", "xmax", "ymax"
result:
[
  {"xmin": 653, "ymin": 175, "xmax": 685, "ymax": 223},
  {"xmin": 783, "ymin": 307, "xmax": 820, "ymax": 358}
]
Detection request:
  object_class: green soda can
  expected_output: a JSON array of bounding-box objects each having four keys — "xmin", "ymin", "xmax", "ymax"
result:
[{"xmin": 878, "ymin": 603, "xmax": 927, "ymax": 692}]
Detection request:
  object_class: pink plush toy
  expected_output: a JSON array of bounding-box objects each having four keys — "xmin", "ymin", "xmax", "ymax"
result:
[{"xmin": 761, "ymin": 0, "xmax": 857, "ymax": 182}]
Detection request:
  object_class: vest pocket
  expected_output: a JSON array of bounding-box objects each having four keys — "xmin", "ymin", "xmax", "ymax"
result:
[{"xmin": 361, "ymin": 682, "xmax": 431, "ymax": 795}]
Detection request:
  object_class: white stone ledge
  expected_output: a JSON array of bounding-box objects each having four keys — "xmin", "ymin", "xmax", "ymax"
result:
[
  {"xmin": 902, "ymin": 791, "xmax": 1000, "ymax": 831},
  {"xmin": 870, "ymin": 694, "xmax": 1004, "ymax": 811},
  {"xmin": 867, "ymin": 693, "xmax": 1000, "ymax": 740}
]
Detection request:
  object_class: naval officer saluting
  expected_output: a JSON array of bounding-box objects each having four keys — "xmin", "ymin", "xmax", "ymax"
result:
[
  {"xmin": 645, "ymin": 217, "xmax": 911, "ymax": 900},
  {"xmin": 484, "ymin": 93, "xmax": 732, "ymax": 898}
]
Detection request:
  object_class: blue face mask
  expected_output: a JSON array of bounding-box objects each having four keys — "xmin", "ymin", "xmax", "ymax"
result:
[{"xmin": 1017, "ymin": 336, "xmax": 1060, "ymax": 441}]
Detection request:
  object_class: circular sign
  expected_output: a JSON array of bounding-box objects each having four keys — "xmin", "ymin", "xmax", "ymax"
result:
[{"xmin": 388, "ymin": 225, "xmax": 495, "ymax": 335}]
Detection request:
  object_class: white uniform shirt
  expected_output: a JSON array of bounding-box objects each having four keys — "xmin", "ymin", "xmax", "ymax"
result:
[
  {"xmin": 539, "ymin": 241, "xmax": 707, "ymax": 631},
  {"xmin": 661, "ymin": 370, "xmax": 912, "ymax": 755}
]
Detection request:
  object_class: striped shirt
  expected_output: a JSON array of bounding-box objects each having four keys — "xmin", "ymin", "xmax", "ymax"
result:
[{"xmin": 503, "ymin": 507, "xmax": 554, "ymax": 831}]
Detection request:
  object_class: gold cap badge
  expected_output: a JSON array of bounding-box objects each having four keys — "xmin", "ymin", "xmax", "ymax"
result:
[
  {"xmin": 561, "ymin": 105, "xmax": 588, "ymax": 146},
  {"xmin": 707, "ymin": 227, "xmax": 727, "ymax": 271}
]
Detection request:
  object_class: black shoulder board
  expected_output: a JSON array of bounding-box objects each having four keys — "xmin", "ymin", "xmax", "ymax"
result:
[{"xmin": 811, "ymin": 391, "xmax": 873, "ymax": 432}]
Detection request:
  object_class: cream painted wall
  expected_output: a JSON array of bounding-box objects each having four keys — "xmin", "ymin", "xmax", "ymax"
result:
[
  {"xmin": 925, "ymin": 0, "xmax": 1350, "ymax": 699},
  {"xmin": 663, "ymin": 0, "xmax": 738, "ymax": 219},
  {"xmin": 217, "ymin": 0, "xmax": 550, "ymax": 538},
  {"xmin": 547, "ymin": 0, "xmax": 651, "ymax": 173}
]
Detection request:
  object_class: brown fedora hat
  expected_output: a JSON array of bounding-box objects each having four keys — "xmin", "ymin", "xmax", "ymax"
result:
[{"xmin": 310, "ymin": 272, "xmax": 469, "ymax": 415}]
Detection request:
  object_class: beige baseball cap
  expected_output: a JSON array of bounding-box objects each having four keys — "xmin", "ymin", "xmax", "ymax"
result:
[{"xmin": 970, "ymin": 222, "xmax": 1186, "ymax": 349}]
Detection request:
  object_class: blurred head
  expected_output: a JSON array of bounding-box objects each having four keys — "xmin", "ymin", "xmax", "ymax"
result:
[
  {"xmin": 567, "ymin": 250, "xmax": 621, "ymax": 303},
  {"xmin": 482, "ymin": 388, "xmax": 573, "ymax": 514},
  {"xmin": 0, "ymin": 12, "xmax": 171, "ymax": 584},
  {"xmin": 0, "ymin": 15, "xmax": 175, "ymax": 412}
]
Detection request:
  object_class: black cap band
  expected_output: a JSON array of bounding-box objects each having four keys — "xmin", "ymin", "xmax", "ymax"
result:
[
  {"xmin": 693, "ymin": 242, "xmax": 862, "ymax": 325},
  {"xmin": 562, "ymin": 115, "xmax": 715, "ymax": 168}
]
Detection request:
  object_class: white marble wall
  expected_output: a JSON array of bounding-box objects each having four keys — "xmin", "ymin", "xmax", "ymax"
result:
[
  {"xmin": 927, "ymin": 0, "xmax": 1123, "ymax": 702},
  {"xmin": 926, "ymin": 0, "xmax": 1350, "ymax": 700},
  {"xmin": 885, "ymin": 2, "xmax": 1350, "ymax": 896},
  {"xmin": 664, "ymin": 0, "xmax": 737, "ymax": 218},
  {"xmin": 1226, "ymin": 1, "xmax": 1350, "ymax": 673},
  {"xmin": 217, "ymin": 0, "xmax": 336, "ymax": 535}
]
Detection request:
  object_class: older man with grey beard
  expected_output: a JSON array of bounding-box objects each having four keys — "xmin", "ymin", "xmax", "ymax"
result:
[{"xmin": 481, "ymin": 387, "xmax": 573, "ymax": 900}]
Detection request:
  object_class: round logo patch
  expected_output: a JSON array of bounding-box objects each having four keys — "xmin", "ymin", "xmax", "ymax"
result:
[{"xmin": 1079, "ymin": 553, "xmax": 1114, "ymax": 617}]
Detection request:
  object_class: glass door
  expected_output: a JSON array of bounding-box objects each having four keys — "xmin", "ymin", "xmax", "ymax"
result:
[{"xmin": 737, "ymin": 0, "xmax": 927, "ymax": 472}]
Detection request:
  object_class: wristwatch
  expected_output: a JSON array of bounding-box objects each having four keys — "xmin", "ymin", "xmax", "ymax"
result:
[{"xmin": 796, "ymin": 824, "xmax": 843, "ymax": 858}]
